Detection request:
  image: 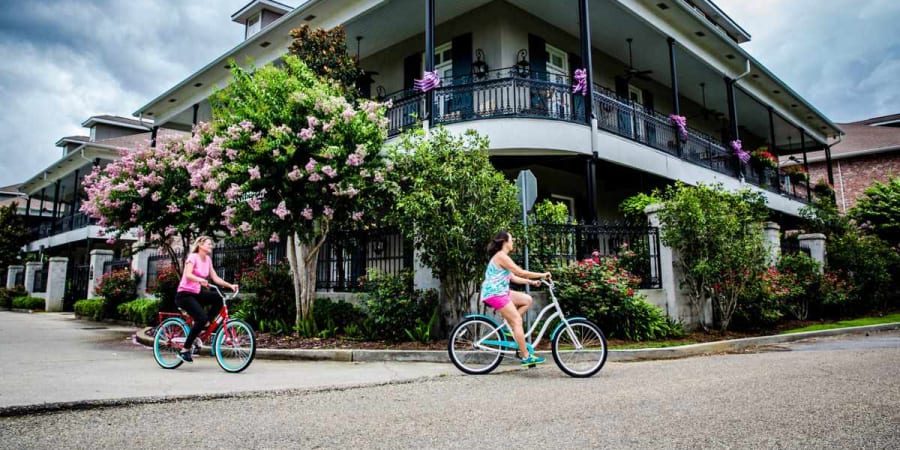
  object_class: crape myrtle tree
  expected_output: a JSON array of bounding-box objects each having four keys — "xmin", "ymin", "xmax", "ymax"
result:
[
  {"xmin": 203, "ymin": 55, "xmax": 392, "ymax": 324},
  {"xmin": 81, "ymin": 136, "xmax": 229, "ymax": 273},
  {"xmin": 387, "ymin": 127, "xmax": 519, "ymax": 331},
  {"xmin": 655, "ymin": 183, "xmax": 768, "ymax": 331}
]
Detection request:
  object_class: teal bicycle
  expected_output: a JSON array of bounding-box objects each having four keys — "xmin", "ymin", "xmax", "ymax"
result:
[{"xmin": 448, "ymin": 279, "xmax": 608, "ymax": 377}]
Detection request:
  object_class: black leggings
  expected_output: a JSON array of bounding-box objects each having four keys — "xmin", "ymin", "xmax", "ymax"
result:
[{"xmin": 175, "ymin": 290, "xmax": 221, "ymax": 350}]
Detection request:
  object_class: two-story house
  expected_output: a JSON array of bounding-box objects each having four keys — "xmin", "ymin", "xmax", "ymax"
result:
[{"xmin": 130, "ymin": 0, "xmax": 843, "ymax": 321}]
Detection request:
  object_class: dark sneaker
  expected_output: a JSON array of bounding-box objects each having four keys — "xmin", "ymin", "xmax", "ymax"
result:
[
  {"xmin": 191, "ymin": 342, "xmax": 202, "ymax": 355},
  {"xmin": 178, "ymin": 350, "xmax": 194, "ymax": 363},
  {"xmin": 520, "ymin": 353, "xmax": 545, "ymax": 367}
]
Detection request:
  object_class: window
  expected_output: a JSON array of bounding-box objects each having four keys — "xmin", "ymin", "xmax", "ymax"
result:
[
  {"xmin": 545, "ymin": 44, "xmax": 568, "ymax": 83},
  {"xmin": 246, "ymin": 13, "xmax": 261, "ymax": 39}
]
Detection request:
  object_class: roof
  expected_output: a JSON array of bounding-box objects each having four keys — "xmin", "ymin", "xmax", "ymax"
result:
[
  {"xmin": 81, "ymin": 115, "xmax": 152, "ymax": 131},
  {"xmin": 0, "ymin": 183, "xmax": 23, "ymax": 194},
  {"xmin": 782, "ymin": 116, "xmax": 900, "ymax": 164},
  {"xmin": 54, "ymin": 135, "xmax": 91, "ymax": 147},
  {"xmin": 858, "ymin": 113, "xmax": 900, "ymax": 127},
  {"xmin": 231, "ymin": 0, "xmax": 293, "ymax": 23},
  {"xmin": 86, "ymin": 128, "xmax": 190, "ymax": 150}
]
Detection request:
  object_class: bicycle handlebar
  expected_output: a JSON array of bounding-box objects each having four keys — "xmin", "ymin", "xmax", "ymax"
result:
[{"xmin": 209, "ymin": 284, "xmax": 239, "ymax": 299}]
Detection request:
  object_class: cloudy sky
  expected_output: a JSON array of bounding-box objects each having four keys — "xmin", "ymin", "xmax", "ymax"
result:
[{"xmin": 1, "ymin": 0, "xmax": 898, "ymax": 188}]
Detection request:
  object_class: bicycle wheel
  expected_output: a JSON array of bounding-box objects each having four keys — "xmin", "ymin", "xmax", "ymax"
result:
[
  {"xmin": 154, "ymin": 318, "xmax": 188, "ymax": 369},
  {"xmin": 551, "ymin": 318, "xmax": 608, "ymax": 378},
  {"xmin": 448, "ymin": 317, "xmax": 505, "ymax": 375},
  {"xmin": 214, "ymin": 319, "xmax": 256, "ymax": 373}
]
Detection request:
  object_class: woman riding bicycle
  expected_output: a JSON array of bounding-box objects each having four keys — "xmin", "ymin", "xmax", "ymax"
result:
[
  {"xmin": 481, "ymin": 230, "xmax": 551, "ymax": 366},
  {"xmin": 175, "ymin": 235, "xmax": 237, "ymax": 363}
]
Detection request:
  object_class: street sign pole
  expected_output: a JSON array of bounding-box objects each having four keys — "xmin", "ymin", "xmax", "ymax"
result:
[{"xmin": 516, "ymin": 170, "xmax": 537, "ymax": 332}]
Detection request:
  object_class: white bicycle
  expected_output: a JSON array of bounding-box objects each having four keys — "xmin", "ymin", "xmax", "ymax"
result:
[{"xmin": 448, "ymin": 279, "xmax": 608, "ymax": 377}]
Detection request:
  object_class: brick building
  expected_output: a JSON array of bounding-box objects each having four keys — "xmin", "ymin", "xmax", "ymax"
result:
[{"xmin": 784, "ymin": 113, "xmax": 900, "ymax": 213}]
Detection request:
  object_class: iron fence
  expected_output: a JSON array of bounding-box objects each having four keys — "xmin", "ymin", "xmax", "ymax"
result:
[
  {"xmin": 316, "ymin": 228, "xmax": 413, "ymax": 291},
  {"xmin": 15, "ymin": 270, "xmax": 24, "ymax": 287},
  {"xmin": 103, "ymin": 258, "xmax": 131, "ymax": 274},
  {"xmin": 32, "ymin": 262, "xmax": 49, "ymax": 293},
  {"xmin": 514, "ymin": 222, "xmax": 662, "ymax": 289}
]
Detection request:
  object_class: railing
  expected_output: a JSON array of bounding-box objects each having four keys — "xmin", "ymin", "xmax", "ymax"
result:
[
  {"xmin": 384, "ymin": 71, "xmax": 809, "ymax": 204},
  {"xmin": 30, "ymin": 213, "xmax": 97, "ymax": 239},
  {"xmin": 514, "ymin": 222, "xmax": 661, "ymax": 289},
  {"xmin": 316, "ymin": 228, "xmax": 413, "ymax": 291},
  {"xmin": 103, "ymin": 258, "xmax": 131, "ymax": 275}
]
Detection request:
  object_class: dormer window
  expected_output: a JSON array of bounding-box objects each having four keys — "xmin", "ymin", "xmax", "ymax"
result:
[
  {"xmin": 89, "ymin": 126, "xmax": 96, "ymax": 142},
  {"xmin": 246, "ymin": 13, "xmax": 262, "ymax": 39}
]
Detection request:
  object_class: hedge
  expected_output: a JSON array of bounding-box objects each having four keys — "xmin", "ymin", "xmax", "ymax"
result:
[
  {"xmin": 74, "ymin": 298, "xmax": 104, "ymax": 321},
  {"xmin": 12, "ymin": 296, "xmax": 45, "ymax": 310},
  {"xmin": 117, "ymin": 298, "xmax": 161, "ymax": 326}
]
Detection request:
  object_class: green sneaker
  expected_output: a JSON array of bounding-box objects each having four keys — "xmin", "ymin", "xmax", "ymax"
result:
[{"xmin": 520, "ymin": 353, "xmax": 545, "ymax": 367}]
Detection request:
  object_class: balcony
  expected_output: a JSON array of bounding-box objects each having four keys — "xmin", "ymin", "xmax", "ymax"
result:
[
  {"xmin": 383, "ymin": 67, "xmax": 811, "ymax": 204},
  {"xmin": 31, "ymin": 212, "xmax": 98, "ymax": 239}
]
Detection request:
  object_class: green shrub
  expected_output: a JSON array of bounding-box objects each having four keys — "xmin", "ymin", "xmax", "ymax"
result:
[
  {"xmin": 95, "ymin": 268, "xmax": 141, "ymax": 319},
  {"xmin": 313, "ymin": 297, "xmax": 367, "ymax": 333},
  {"xmin": 766, "ymin": 254, "xmax": 821, "ymax": 320},
  {"xmin": 554, "ymin": 255, "xmax": 681, "ymax": 341},
  {"xmin": 827, "ymin": 232, "xmax": 900, "ymax": 312},
  {"xmin": 150, "ymin": 264, "xmax": 181, "ymax": 313},
  {"xmin": 0, "ymin": 286, "xmax": 27, "ymax": 308},
  {"xmin": 117, "ymin": 298, "xmax": 161, "ymax": 326},
  {"xmin": 74, "ymin": 298, "xmax": 104, "ymax": 321},
  {"xmin": 237, "ymin": 256, "xmax": 295, "ymax": 329},
  {"xmin": 12, "ymin": 296, "xmax": 45, "ymax": 310},
  {"xmin": 362, "ymin": 269, "xmax": 437, "ymax": 342},
  {"xmin": 732, "ymin": 277, "xmax": 783, "ymax": 331}
]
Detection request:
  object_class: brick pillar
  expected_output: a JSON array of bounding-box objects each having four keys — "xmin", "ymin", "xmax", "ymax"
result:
[
  {"xmin": 764, "ymin": 222, "xmax": 781, "ymax": 266},
  {"xmin": 24, "ymin": 262, "xmax": 41, "ymax": 294},
  {"xmin": 6, "ymin": 265, "xmax": 24, "ymax": 288},
  {"xmin": 87, "ymin": 249, "xmax": 114, "ymax": 299},
  {"xmin": 798, "ymin": 233, "xmax": 826, "ymax": 274},
  {"xmin": 45, "ymin": 257, "xmax": 68, "ymax": 312}
]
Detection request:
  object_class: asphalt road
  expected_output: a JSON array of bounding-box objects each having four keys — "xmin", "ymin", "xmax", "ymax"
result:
[{"xmin": 1, "ymin": 310, "xmax": 898, "ymax": 449}]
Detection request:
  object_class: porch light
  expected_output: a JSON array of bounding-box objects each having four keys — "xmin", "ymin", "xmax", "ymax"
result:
[
  {"xmin": 516, "ymin": 49, "xmax": 530, "ymax": 78},
  {"xmin": 472, "ymin": 48, "xmax": 488, "ymax": 79}
]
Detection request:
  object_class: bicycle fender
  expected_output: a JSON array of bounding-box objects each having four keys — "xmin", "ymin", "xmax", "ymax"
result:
[
  {"xmin": 462, "ymin": 314, "xmax": 502, "ymax": 328},
  {"xmin": 551, "ymin": 317, "xmax": 588, "ymax": 341}
]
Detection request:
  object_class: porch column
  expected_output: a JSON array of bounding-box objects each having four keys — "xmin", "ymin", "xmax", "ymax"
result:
[
  {"xmin": 25, "ymin": 195, "xmax": 30, "ymax": 217},
  {"xmin": 798, "ymin": 233, "xmax": 826, "ymax": 274},
  {"xmin": 824, "ymin": 141, "xmax": 836, "ymax": 189},
  {"xmin": 764, "ymin": 222, "xmax": 781, "ymax": 266},
  {"xmin": 724, "ymin": 77, "xmax": 742, "ymax": 178},
  {"xmin": 150, "ymin": 126, "xmax": 159, "ymax": 148},
  {"xmin": 45, "ymin": 256, "xmax": 68, "ymax": 312},
  {"xmin": 71, "ymin": 168, "xmax": 80, "ymax": 230},
  {"xmin": 667, "ymin": 38, "xmax": 680, "ymax": 115},
  {"xmin": 50, "ymin": 180, "xmax": 60, "ymax": 234},
  {"xmin": 39, "ymin": 187, "xmax": 46, "ymax": 220},
  {"xmin": 6, "ymin": 265, "xmax": 24, "ymax": 288},
  {"xmin": 767, "ymin": 107, "xmax": 776, "ymax": 149},
  {"xmin": 424, "ymin": 0, "xmax": 435, "ymax": 127},
  {"xmin": 192, "ymin": 103, "xmax": 199, "ymax": 128},
  {"xmin": 584, "ymin": 156, "xmax": 597, "ymax": 223},
  {"xmin": 87, "ymin": 249, "xmax": 114, "ymax": 299},
  {"xmin": 578, "ymin": 0, "xmax": 594, "ymax": 124},
  {"xmin": 800, "ymin": 129, "xmax": 810, "ymax": 201},
  {"xmin": 24, "ymin": 261, "xmax": 40, "ymax": 294}
]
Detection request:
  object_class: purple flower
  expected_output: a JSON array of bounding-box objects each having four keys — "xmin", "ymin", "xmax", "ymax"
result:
[{"xmin": 301, "ymin": 207, "xmax": 313, "ymax": 220}]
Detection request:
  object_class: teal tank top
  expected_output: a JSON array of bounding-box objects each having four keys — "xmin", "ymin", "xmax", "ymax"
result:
[{"xmin": 480, "ymin": 260, "xmax": 511, "ymax": 300}]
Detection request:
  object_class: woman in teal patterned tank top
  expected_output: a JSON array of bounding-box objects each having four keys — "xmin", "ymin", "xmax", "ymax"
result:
[{"xmin": 480, "ymin": 230, "xmax": 551, "ymax": 366}]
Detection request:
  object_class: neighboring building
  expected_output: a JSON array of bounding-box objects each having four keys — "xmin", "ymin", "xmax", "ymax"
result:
[
  {"xmin": 782, "ymin": 113, "xmax": 900, "ymax": 213},
  {"xmin": 14, "ymin": 115, "xmax": 186, "ymax": 307},
  {"xmin": 130, "ymin": 0, "xmax": 842, "ymax": 324}
]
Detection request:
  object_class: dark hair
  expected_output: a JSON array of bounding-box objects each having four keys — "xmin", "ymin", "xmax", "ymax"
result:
[{"xmin": 486, "ymin": 230, "xmax": 511, "ymax": 257}]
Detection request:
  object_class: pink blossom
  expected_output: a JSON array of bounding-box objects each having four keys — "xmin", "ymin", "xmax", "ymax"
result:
[
  {"xmin": 299, "ymin": 128, "xmax": 315, "ymax": 140},
  {"xmin": 346, "ymin": 153, "xmax": 362, "ymax": 166},
  {"xmin": 322, "ymin": 165, "xmax": 337, "ymax": 178},
  {"xmin": 137, "ymin": 187, "xmax": 149, "ymax": 197},
  {"xmin": 269, "ymin": 232, "xmax": 280, "ymax": 243},
  {"xmin": 323, "ymin": 206, "xmax": 334, "ymax": 219},
  {"xmin": 341, "ymin": 107, "xmax": 355, "ymax": 122},
  {"xmin": 253, "ymin": 241, "xmax": 266, "ymax": 251},
  {"xmin": 240, "ymin": 222, "xmax": 252, "ymax": 233},
  {"xmin": 106, "ymin": 237, "xmax": 117, "ymax": 244},
  {"xmin": 250, "ymin": 131, "xmax": 262, "ymax": 142},
  {"xmin": 225, "ymin": 148, "xmax": 238, "ymax": 160},
  {"xmin": 305, "ymin": 158, "xmax": 317, "ymax": 172},
  {"xmin": 273, "ymin": 201, "xmax": 290, "ymax": 219},
  {"xmin": 247, "ymin": 198, "xmax": 261, "ymax": 211},
  {"xmin": 374, "ymin": 172, "xmax": 384, "ymax": 183},
  {"xmin": 308, "ymin": 173, "xmax": 322, "ymax": 182},
  {"xmin": 352, "ymin": 211, "xmax": 364, "ymax": 221},
  {"xmin": 301, "ymin": 207, "xmax": 313, "ymax": 220},
  {"xmin": 225, "ymin": 183, "xmax": 242, "ymax": 201},
  {"xmin": 151, "ymin": 191, "xmax": 161, "ymax": 202},
  {"xmin": 273, "ymin": 149, "xmax": 281, "ymax": 157},
  {"xmin": 287, "ymin": 166, "xmax": 303, "ymax": 181},
  {"xmin": 165, "ymin": 225, "xmax": 177, "ymax": 236},
  {"xmin": 248, "ymin": 166, "xmax": 261, "ymax": 180},
  {"xmin": 239, "ymin": 120, "xmax": 253, "ymax": 131},
  {"xmin": 307, "ymin": 116, "xmax": 319, "ymax": 128}
]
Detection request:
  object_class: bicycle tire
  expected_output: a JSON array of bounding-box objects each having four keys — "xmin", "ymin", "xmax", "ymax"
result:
[
  {"xmin": 448, "ymin": 317, "xmax": 505, "ymax": 375},
  {"xmin": 154, "ymin": 318, "xmax": 188, "ymax": 369},
  {"xmin": 551, "ymin": 318, "xmax": 608, "ymax": 378},
  {"xmin": 214, "ymin": 319, "xmax": 256, "ymax": 373}
]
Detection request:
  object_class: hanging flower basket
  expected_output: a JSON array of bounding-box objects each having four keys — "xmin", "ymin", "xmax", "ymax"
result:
[
  {"xmin": 782, "ymin": 164, "xmax": 809, "ymax": 183},
  {"xmin": 750, "ymin": 146, "xmax": 778, "ymax": 170}
]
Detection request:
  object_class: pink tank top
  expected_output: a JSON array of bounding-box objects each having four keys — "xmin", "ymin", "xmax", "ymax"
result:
[{"xmin": 177, "ymin": 253, "xmax": 210, "ymax": 294}]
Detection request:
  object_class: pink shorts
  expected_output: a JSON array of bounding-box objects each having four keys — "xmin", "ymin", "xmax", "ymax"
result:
[{"xmin": 482, "ymin": 294, "xmax": 510, "ymax": 310}]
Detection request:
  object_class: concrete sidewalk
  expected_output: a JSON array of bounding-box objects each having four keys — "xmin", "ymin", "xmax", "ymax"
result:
[{"xmin": 134, "ymin": 316, "xmax": 900, "ymax": 363}]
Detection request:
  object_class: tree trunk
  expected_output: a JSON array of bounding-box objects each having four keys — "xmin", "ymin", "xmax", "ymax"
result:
[{"xmin": 287, "ymin": 228, "xmax": 328, "ymax": 326}]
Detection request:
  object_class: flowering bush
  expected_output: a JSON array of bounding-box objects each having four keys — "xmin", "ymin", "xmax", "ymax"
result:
[
  {"xmin": 95, "ymin": 268, "xmax": 141, "ymax": 319},
  {"xmin": 149, "ymin": 264, "xmax": 181, "ymax": 312},
  {"xmin": 750, "ymin": 146, "xmax": 778, "ymax": 170},
  {"xmin": 554, "ymin": 254, "xmax": 681, "ymax": 341},
  {"xmin": 781, "ymin": 164, "xmax": 809, "ymax": 183},
  {"xmin": 762, "ymin": 254, "xmax": 820, "ymax": 320},
  {"xmin": 236, "ymin": 254, "xmax": 296, "ymax": 329}
]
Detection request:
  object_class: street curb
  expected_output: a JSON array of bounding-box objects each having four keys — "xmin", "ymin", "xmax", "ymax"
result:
[{"xmin": 136, "ymin": 322, "xmax": 900, "ymax": 363}]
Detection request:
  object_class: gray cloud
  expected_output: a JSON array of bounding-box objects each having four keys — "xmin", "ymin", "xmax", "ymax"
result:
[{"xmin": 716, "ymin": 0, "xmax": 900, "ymax": 123}]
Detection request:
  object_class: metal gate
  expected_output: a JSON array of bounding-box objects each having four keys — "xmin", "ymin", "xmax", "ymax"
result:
[{"xmin": 64, "ymin": 262, "xmax": 91, "ymax": 311}]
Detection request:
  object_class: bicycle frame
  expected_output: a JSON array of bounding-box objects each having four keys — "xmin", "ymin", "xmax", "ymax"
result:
[
  {"xmin": 177, "ymin": 286, "xmax": 239, "ymax": 347},
  {"xmin": 475, "ymin": 280, "xmax": 583, "ymax": 355}
]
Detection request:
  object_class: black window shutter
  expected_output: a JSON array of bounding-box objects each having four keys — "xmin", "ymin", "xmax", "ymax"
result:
[
  {"xmin": 403, "ymin": 53, "xmax": 422, "ymax": 91},
  {"xmin": 642, "ymin": 89, "xmax": 655, "ymax": 110},
  {"xmin": 451, "ymin": 33, "xmax": 473, "ymax": 117},
  {"xmin": 528, "ymin": 34, "xmax": 547, "ymax": 80},
  {"xmin": 614, "ymin": 76, "xmax": 628, "ymax": 99}
]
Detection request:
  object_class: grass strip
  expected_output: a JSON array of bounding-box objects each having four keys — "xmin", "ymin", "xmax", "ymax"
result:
[{"xmin": 779, "ymin": 313, "xmax": 900, "ymax": 334}]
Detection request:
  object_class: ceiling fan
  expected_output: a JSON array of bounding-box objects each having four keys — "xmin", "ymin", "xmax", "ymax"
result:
[{"xmin": 623, "ymin": 38, "xmax": 653, "ymax": 81}]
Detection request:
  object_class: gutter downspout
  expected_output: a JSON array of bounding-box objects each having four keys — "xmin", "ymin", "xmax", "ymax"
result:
[{"xmin": 732, "ymin": 59, "xmax": 751, "ymax": 82}]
